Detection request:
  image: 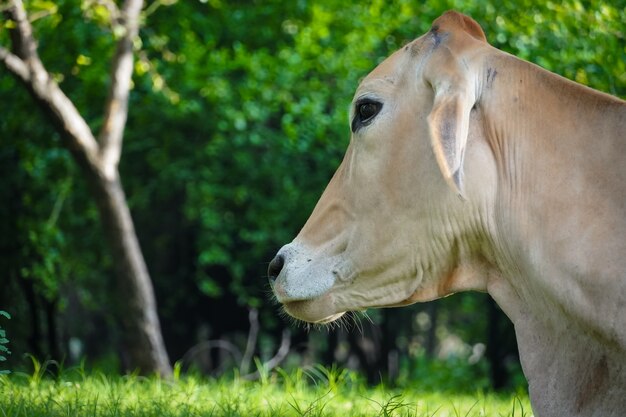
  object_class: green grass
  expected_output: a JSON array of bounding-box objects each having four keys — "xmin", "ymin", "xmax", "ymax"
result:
[{"xmin": 0, "ymin": 364, "xmax": 532, "ymax": 417}]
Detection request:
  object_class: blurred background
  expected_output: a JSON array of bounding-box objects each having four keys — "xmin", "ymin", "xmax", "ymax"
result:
[{"xmin": 1, "ymin": 0, "xmax": 624, "ymax": 392}]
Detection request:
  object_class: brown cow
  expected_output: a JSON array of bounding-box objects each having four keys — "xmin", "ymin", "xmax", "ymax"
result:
[{"xmin": 269, "ymin": 11, "xmax": 626, "ymax": 417}]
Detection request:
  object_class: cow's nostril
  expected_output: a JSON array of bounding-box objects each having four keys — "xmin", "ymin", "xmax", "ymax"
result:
[{"xmin": 268, "ymin": 254, "xmax": 285, "ymax": 282}]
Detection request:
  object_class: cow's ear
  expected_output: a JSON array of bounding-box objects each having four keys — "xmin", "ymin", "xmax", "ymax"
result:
[{"xmin": 425, "ymin": 57, "xmax": 475, "ymax": 198}]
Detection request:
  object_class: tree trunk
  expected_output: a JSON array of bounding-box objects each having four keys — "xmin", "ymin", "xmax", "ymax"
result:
[
  {"xmin": 17, "ymin": 276, "xmax": 43, "ymax": 359},
  {"xmin": 91, "ymin": 170, "xmax": 171, "ymax": 376},
  {"xmin": 45, "ymin": 297, "xmax": 60, "ymax": 363},
  {"xmin": 1, "ymin": 0, "xmax": 172, "ymax": 376}
]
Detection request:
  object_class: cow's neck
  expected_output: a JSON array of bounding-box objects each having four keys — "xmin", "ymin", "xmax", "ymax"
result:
[
  {"xmin": 481, "ymin": 51, "xmax": 626, "ymax": 348},
  {"xmin": 477, "ymin": 51, "xmax": 626, "ymax": 416},
  {"xmin": 488, "ymin": 274, "xmax": 626, "ymax": 417}
]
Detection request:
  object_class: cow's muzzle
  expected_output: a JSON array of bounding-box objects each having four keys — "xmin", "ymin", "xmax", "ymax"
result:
[{"xmin": 268, "ymin": 241, "xmax": 345, "ymax": 323}]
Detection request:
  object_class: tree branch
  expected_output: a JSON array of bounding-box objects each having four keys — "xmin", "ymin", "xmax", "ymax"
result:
[
  {"xmin": 5, "ymin": 0, "xmax": 37, "ymax": 63},
  {"xmin": 240, "ymin": 308, "xmax": 260, "ymax": 374},
  {"xmin": 98, "ymin": 0, "xmax": 144, "ymax": 174},
  {"xmin": 242, "ymin": 329, "xmax": 291, "ymax": 381},
  {"xmin": 2, "ymin": 0, "xmax": 101, "ymax": 171},
  {"xmin": 0, "ymin": 45, "xmax": 29, "ymax": 81}
]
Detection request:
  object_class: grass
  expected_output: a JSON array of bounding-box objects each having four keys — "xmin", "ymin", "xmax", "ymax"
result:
[{"xmin": 0, "ymin": 363, "xmax": 532, "ymax": 417}]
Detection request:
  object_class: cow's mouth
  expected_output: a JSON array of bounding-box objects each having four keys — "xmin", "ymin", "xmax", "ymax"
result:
[{"xmin": 282, "ymin": 299, "xmax": 345, "ymax": 324}]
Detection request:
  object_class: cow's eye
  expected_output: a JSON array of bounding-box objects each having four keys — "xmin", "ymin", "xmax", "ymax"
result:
[
  {"xmin": 352, "ymin": 100, "xmax": 382, "ymax": 132},
  {"xmin": 359, "ymin": 102, "xmax": 381, "ymax": 121}
]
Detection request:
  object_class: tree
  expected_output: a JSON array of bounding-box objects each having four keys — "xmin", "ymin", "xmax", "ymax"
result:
[{"xmin": 0, "ymin": 0, "xmax": 170, "ymax": 376}]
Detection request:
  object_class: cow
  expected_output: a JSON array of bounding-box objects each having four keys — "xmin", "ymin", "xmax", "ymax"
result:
[{"xmin": 268, "ymin": 10, "xmax": 626, "ymax": 417}]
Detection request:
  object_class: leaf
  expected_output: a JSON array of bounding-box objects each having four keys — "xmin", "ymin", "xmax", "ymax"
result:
[
  {"xmin": 76, "ymin": 55, "xmax": 92, "ymax": 66},
  {"xmin": 0, "ymin": 311, "xmax": 10, "ymax": 319},
  {"xmin": 31, "ymin": 0, "xmax": 58, "ymax": 12}
]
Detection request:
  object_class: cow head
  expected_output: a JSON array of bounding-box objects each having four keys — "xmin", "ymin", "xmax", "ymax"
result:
[{"xmin": 269, "ymin": 11, "xmax": 497, "ymax": 323}]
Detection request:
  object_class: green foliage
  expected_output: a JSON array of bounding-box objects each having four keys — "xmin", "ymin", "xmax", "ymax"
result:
[
  {"xmin": 1, "ymin": 0, "xmax": 624, "ymax": 375},
  {"xmin": 402, "ymin": 355, "xmax": 491, "ymax": 393},
  {"xmin": 0, "ymin": 365, "xmax": 531, "ymax": 417},
  {"xmin": 0, "ymin": 311, "xmax": 10, "ymax": 374}
]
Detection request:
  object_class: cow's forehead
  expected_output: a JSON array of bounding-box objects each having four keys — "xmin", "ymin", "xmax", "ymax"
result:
[{"xmin": 354, "ymin": 37, "xmax": 429, "ymax": 100}]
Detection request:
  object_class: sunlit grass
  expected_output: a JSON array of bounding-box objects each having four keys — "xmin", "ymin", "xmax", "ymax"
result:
[{"xmin": 0, "ymin": 363, "xmax": 532, "ymax": 417}]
